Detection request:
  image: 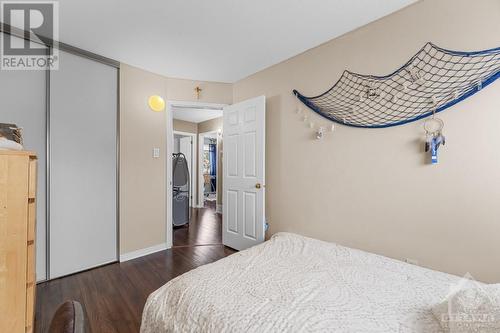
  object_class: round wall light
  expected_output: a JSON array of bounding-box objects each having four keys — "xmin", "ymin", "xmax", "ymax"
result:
[{"xmin": 148, "ymin": 95, "xmax": 165, "ymax": 112}]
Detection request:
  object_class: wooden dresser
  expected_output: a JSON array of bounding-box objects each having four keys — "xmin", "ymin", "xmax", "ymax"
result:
[{"xmin": 0, "ymin": 151, "xmax": 37, "ymax": 333}]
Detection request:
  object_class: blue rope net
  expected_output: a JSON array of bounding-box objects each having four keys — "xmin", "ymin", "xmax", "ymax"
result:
[{"xmin": 293, "ymin": 43, "xmax": 500, "ymax": 128}]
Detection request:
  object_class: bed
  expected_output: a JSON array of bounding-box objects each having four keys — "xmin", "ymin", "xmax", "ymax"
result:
[{"xmin": 141, "ymin": 232, "xmax": 460, "ymax": 332}]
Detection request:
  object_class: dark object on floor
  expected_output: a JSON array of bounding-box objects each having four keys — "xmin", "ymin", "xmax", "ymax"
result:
[
  {"xmin": 49, "ymin": 300, "xmax": 86, "ymax": 333},
  {"xmin": 0, "ymin": 123, "xmax": 23, "ymax": 144}
]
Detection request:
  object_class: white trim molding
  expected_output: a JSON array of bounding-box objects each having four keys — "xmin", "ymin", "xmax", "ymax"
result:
[
  {"xmin": 173, "ymin": 130, "xmax": 197, "ymax": 136},
  {"xmin": 216, "ymin": 204, "xmax": 223, "ymax": 214},
  {"xmin": 119, "ymin": 243, "xmax": 167, "ymax": 262}
]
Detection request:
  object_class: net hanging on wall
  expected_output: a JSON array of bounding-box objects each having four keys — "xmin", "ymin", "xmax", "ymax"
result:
[{"xmin": 293, "ymin": 43, "xmax": 500, "ymax": 128}]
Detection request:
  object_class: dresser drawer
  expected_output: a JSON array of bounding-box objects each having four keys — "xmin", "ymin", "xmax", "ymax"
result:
[
  {"xmin": 28, "ymin": 159, "xmax": 37, "ymax": 199},
  {"xmin": 25, "ymin": 282, "xmax": 35, "ymax": 333},
  {"xmin": 26, "ymin": 243, "xmax": 35, "ymax": 284},
  {"xmin": 27, "ymin": 201, "xmax": 36, "ymax": 242}
]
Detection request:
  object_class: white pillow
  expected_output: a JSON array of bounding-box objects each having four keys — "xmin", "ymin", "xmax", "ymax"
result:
[
  {"xmin": 432, "ymin": 284, "xmax": 500, "ymax": 333},
  {"xmin": 0, "ymin": 137, "xmax": 23, "ymax": 150}
]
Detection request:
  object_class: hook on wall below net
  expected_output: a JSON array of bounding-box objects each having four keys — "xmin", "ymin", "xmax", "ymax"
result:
[{"xmin": 423, "ymin": 116, "xmax": 444, "ymax": 135}]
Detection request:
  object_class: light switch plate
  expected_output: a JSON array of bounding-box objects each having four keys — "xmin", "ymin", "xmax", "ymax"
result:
[{"xmin": 153, "ymin": 147, "xmax": 160, "ymax": 158}]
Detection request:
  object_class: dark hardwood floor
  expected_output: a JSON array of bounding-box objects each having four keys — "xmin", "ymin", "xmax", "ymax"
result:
[
  {"xmin": 36, "ymin": 204, "xmax": 228, "ymax": 333},
  {"xmin": 173, "ymin": 201, "xmax": 221, "ymax": 247}
]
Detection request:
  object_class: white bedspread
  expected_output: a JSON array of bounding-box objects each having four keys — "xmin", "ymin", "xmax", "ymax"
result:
[{"xmin": 141, "ymin": 232, "xmax": 459, "ymax": 333}]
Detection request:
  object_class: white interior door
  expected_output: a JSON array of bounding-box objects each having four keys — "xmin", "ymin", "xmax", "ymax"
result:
[
  {"xmin": 179, "ymin": 136, "xmax": 193, "ymax": 206},
  {"xmin": 49, "ymin": 50, "xmax": 117, "ymax": 278},
  {"xmin": 223, "ymin": 95, "xmax": 265, "ymax": 250}
]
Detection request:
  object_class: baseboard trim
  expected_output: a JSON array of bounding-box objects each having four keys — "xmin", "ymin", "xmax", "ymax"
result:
[
  {"xmin": 216, "ymin": 204, "xmax": 223, "ymax": 214},
  {"xmin": 119, "ymin": 243, "xmax": 167, "ymax": 262}
]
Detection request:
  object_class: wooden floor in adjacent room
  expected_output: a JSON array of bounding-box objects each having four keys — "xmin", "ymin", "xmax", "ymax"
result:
[
  {"xmin": 173, "ymin": 200, "xmax": 221, "ymax": 247},
  {"xmin": 35, "ymin": 203, "xmax": 229, "ymax": 333}
]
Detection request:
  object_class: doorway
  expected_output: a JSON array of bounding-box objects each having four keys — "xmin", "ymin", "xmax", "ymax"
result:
[
  {"xmin": 173, "ymin": 131, "xmax": 196, "ymax": 208},
  {"xmin": 167, "ymin": 101, "xmax": 226, "ymax": 248},
  {"xmin": 199, "ymin": 131, "xmax": 219, "ymax": 212}
]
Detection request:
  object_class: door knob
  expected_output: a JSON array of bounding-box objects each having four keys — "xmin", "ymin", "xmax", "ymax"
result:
[{"xmin": 255, "ymin": 183, "xmax": 261, "ymax": 189}]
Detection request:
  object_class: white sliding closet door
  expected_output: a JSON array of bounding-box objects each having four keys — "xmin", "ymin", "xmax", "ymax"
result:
[
  {"xmin": 49, "ymin": 50, "xmax": 117, "ymax": 278},
  {"xmin": 0, "ymin": 34, "xmax": 47, "ymax": 281}
]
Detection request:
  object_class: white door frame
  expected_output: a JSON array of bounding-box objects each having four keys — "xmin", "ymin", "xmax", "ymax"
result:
[
  {"xmin": 198, "ymin": 130, "xmax": 219, "ymax": 211},
  {"xmin": 173, "ymin": 130, "xmax": 197, "ymax": 208},
  {"xmin": 166, "ymin": 100, "xmax": 227, "ymax": 248}
]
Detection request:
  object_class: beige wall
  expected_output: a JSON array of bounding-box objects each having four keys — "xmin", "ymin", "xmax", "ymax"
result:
[
  {"xmin": 120, "ymin": 65, "xmax": 167, "ymax": 255},
  {"xmin": 120, "ymin": 0, "xmax": 500, "ymax": 281},
  {"xmin": 198, "ymin": 117, "xmax": 224, "ymax": 205},
  {"xmin": 120, "ymin": 64, "xmax": 232, "ymax": 254},
  {"xmin": 173, "ymin": 119, "xmax": 197, "ymax": 133},
  {"xmin": 198, "ymin": 117, "xmax": 222, "ymax": 134},
  {"xmin": 233, "ymin": 0, "xmax": 500, "ymax": 282}
]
